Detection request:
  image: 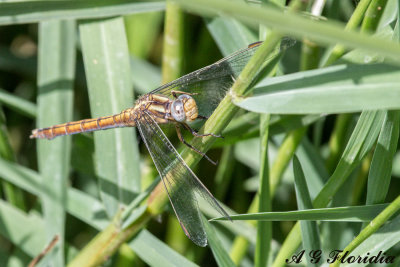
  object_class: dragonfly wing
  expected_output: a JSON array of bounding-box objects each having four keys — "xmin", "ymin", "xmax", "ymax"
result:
[
  {"xmin": 149, "ymin": 38, "xmax": 295, "ymax": 118},
  {"xmin": 136, "ymin": 111, "xmax": 229, "ymax": 246}
]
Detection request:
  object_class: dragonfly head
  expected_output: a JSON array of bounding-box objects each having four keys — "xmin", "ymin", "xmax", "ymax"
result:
[{"xmin": 171, "ymin": 94, "xmax": 198, "ymax": 122}]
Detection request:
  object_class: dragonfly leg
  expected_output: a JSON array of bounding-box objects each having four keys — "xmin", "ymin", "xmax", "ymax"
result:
[
  {"xmin": 175, "ymin": 124, "xmax": 218, "ymax": 165},
  {"xmin": 182, "ymin": 123, "xmax": 223, "ymax": 139},
  {"xmin": 171, "ymin": 90, "xmax": 199, "ymax": 98},
  {"xmin": 197, "ymin": 115, "xmax": 209, "ymax": 120}
]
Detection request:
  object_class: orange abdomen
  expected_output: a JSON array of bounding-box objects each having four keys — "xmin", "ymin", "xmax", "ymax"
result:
[{"xmin": 30, "ymin": 108, "xmax": 135, "ymax": 140}]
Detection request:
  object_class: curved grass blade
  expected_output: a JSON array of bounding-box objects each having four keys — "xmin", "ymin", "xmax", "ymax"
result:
[{"xmin": 236, "ymin": 64, "xmax": 400, "ymax": 114}]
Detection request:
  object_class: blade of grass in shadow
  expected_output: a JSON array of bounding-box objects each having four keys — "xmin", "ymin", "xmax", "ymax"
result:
[
  {"xmin": 326, "ymin": 114, "xmax": 353, "ymax": 172},
  {"xmin": 202, "ymin": 215, "xmax": 235, "ymax": 267},
  {"xmin": 293, "ymin": 155, "xmax": 321, "ymax": 266},
  {"xmin": 0, "ymin": 107, "xmax": 26, "ymax": 210},
  {"xmin": 36, "ymin": 20, "xmax": 76, "ymax": 267},
  {"xmin": 214, "ymin": 146, "xmax": 234, "ymax": 199},
  {"xmin": 213, "ymin": 114, "xmax": 321, "ymax": 147},
  {"xmin": 0, "ymin": 1, "xmax": 165, "ymax": 26},
  {"xmin": 79, "ymin": 17, "xmax": 140, "ymax": 217},
  {"xmin": 272, "ymin": 110, "xmax": 386, "ymax": 267},
  {"xmin": 365, "ymin": 111, "xmax": 399, "ymax": 206}
]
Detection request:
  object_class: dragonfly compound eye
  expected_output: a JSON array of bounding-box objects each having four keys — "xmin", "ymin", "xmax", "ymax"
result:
[
  {"xmin": 171, "ymin": 99, "xmax": 186, "ymax": 122},
  {"xmin": 178, "ymin": 95, "xmax": 198, "ymax": 122}
]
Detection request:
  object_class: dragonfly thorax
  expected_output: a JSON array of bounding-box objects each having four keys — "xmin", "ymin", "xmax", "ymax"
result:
[{"xmin": 171, "ymin": 94, "xmax": 198, "ymax": 122}]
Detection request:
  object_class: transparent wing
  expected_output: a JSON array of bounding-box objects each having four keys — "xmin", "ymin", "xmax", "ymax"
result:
[
  {"xmin": 150, "ymin": 38, "xmax": 296, "ymax": 117},
  {"xmin": 136, "ymin": 111, "xmax": 230, "ymax": 247}
]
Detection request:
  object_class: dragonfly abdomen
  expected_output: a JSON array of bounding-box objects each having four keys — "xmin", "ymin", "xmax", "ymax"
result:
[{"xmin": 30, "ymin": 108, "xmax": 137, "ymax": 140}]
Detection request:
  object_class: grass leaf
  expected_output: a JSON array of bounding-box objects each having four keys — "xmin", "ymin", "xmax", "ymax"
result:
[
  {"xmin": 36, "ymin": 20, "xmax": 76, "ymax": 266},
  {"xmin": 79, "ymin": 17, "xmax": 140, "ymax": 217}
]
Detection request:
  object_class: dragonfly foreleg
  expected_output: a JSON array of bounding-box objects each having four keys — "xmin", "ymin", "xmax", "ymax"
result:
[
  {"xmin": 182, "ymin": 123, "xmax": 223, "ymax": 139},
  {"xmin": 175, "ymin": 124, "xmax": 218, "ymax": 165},
  {"xmin": 171, "ymin": 90, "xmax": 199, "ymax": 98}
]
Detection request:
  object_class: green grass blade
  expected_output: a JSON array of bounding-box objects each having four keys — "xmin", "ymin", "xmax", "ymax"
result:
[
  {"xmin": 330, "ymin": 195, "xmax": 400, "ymax": 267},
  {"xmin": 206, "ymin": 16, "xmax": 256, "ymax": 55},
  {"xmin": 79, "ymin": 17, "xmax": 140, "ymax": 217},
  {"xmin": 212, "ymin": 204, "xmax": 389, "ymax": 222},
  {"xmin": 273, "ymin": 110, "xmax": 386, "ymax": 266},
  {"xmin": 0, "ymin": 107, "xmax": 26, "ymax": 210},
  {"xmin": 0, "ymin": 200, "xmax": 46, "ymax": 258},
  {"xmin": 125, "ymin": 12, "xmax": 163, "ymax": 58},
  {"xmin": 235, "ymin": 64, "xmax": 400, "ymax": 114},
  {"xmin": 202, "ymin": 215, "xmax": 235, "ymax": 267},
  {"xmin": 255, "ymin": 114, "xmax": 271, "ymax": 267},
  {"xmin": 366, "ymin": 111, "xmax": 399, "ymax": 205},
  {"xmin": 161, "ymin": 1, "xmax": 184, "ymax": 84},
  {"xmin": 36, "ymin": 20, "xmax": 76, "ymax": 266},
  {"xmin": 129, "ymin": 230, "xmax": 198, "ymax": 267},
  {"xmin": 341, "ymin": 213, "xmax": 400, "ymax": 267},
  {"xmin": 0, "ymin": 157, "xmax": 111, "ymax": 230},
  {"xmin": 0, "ymin": 89, "xmax": 36, "ymax": 118},
  {"xmin": 174, "ymin": 0, "xmax": 400, "ymax": 63},
  {"xmin": 293, "ymin": 155, "xmax": 321, "ymax": 266},
  {"xmin": 130, "ymin": 56, "xmax": 161, "ymax": 94},
  {"xmin": 0, "ymin": 1, "xmax": 165, "ymax": 26},
  {"xmin": 296, "ymin": 139, "xmax": 328, "ymax": 198}
]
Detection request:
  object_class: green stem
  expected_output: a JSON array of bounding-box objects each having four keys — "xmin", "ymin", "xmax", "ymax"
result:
[
  {"xmin": 162, "ymin": 1, "xmax": 184, "ymax": 84},
  {"xmin": 329, "ymin": 194, "xmax": 400, "ymax": 267},
  {"xmin": 68, "ymin": 209, "xmax": 151, "ymax": 267},
  {"xmin": 0, "ymin": 106, "xmax": 26, "ymax": 210},
  {"xmin": 322, "ymin": 0, "xmax": 373, "ymax": 66},
  {"xmin": 326, "ymin": 114, "xmax": 353, "ymax": 172},
  {"xmin": 255, "ymin": 114, "xmax": 271, "ymax": 267},
  {"xmin": 361, "ymin": 0, "xmax": 388, "ymax": 33}
]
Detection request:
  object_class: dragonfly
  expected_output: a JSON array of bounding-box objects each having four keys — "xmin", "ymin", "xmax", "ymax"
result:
[{"xmin": 30, "ymin": 37, "xmax": 295, "ymax": 247}]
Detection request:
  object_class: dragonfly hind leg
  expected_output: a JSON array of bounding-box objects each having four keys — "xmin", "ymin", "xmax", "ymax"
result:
[
  {"xmin": 175, "ymin": 124, "xmax": 218, "ymax": 165},
  {"xmin": 182, "ymin": 123, "xmax": 223, "ymax": 139}
]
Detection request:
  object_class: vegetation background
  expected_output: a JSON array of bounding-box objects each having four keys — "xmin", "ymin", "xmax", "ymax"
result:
[{"xmin": 0, "ymin": 0, "xmax": 400, "ymax": 266}]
